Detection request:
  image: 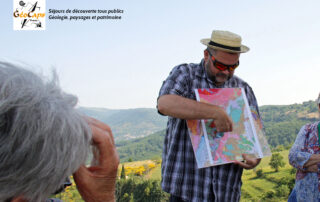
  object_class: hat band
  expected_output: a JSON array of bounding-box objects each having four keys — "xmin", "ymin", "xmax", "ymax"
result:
[{"xmin": 209, "ymin": 41, "xmax": 241, "ymax": 51}]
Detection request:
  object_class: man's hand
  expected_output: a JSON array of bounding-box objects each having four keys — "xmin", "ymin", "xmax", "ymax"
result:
[
  {"xmin": 73, "ymin": 117, "xmax": 119, "ymax": 202},
  {"xmin": 303, "ymin": 154, "xmax": 320, "ymax": 168},
  {"xmin": 211, "ymin": 105, "xmax": 233, "ymax": 132},
  {"xmin": 234, "ymin": 154, "xmax": 261, "ymax": 170}
]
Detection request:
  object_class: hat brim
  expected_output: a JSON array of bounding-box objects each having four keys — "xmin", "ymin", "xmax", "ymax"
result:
[{"xmin": 200, "ymin": 39, "xmax": 249, "ymax": 53}]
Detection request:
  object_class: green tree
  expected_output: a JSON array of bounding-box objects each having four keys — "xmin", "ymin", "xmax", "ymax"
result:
[
  {"xmin": 116, "ymin": 178, "xmax": 169, "ymax": 202},
  {"xmin": 261, "ymin": 190, "xmax": 276, "ymax": 201},
  {"xmin": 276, "ymin": 185, "xmax": 290, "ymax": 197},
  {"xmin": 256, "ymin": 168, "xmax": 264, "ymax": 178},
  {"xmin": 121, "ymin": 164, "xmax": 126, "ymax": 179},
  {"xmin": 269, "ymin": 153, "xmax": 285, "ymax": 172}
]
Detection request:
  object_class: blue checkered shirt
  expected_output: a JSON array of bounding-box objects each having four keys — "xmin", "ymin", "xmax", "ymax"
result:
[{"xmin": 158, "ymin": 60, "xmax": 261, "ymax": 202}]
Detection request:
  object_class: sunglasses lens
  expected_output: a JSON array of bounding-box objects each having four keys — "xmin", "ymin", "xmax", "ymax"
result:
[
  {"xmin": 210, "ymin": 54, "xmax": 239, "ymax": 71},
  {"xmin": 229, "ymin": 63, "xmax": 239, "ymax": 71},
  {"xmin": 215, "ymin": 62, "xmax": 228, "ymax": 71}
]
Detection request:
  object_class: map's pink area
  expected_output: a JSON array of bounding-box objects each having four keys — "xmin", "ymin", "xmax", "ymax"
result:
[{"xmin": 200, "ymin": 88, "xmax": 241, "ymax": 108}]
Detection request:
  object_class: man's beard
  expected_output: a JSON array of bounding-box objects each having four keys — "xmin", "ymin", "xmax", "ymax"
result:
[{"xmin": 205, "ymin": 64, "xmax": 231, "ymax": 85}]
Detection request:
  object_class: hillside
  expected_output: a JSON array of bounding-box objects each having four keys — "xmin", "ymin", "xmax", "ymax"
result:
[
  {"xmin": 260, "ymin": 100, "xmax": 318, "ymax": 147},
  {"xmin": 78, "ymin": 107, "xmax": 167, "ymax": 141},
  {"xmin": 115, "ymin": 100, "xmax": 319, "ymax": 162},
  {"xmin": 116, "ymin": 130, "xmax": 165, "ymax": 162}
]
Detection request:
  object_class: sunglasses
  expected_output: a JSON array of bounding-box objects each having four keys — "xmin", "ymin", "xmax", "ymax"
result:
[{"xmin": 207, "ymin": 51, "xmax": 239, "ymax": 71}]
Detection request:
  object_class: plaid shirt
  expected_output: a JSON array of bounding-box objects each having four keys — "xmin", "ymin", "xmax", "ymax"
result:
[{"xmin": 158, "ymin": 60, "xmax": 261, "ymax": 202}]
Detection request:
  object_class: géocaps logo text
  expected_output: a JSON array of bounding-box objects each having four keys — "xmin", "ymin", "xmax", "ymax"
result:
[{"xmin": 13, "ymin": 0, "xmax": 46, "ymax": 30}]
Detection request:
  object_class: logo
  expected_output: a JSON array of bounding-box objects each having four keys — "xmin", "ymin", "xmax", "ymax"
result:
[{"xmin": 13, "ymin": 0, "xmax": 46, "ymax": 30}]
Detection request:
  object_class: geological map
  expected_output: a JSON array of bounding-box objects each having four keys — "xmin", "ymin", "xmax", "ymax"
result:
[{"xmin": 187, "ymin": 88, "xmax": 271, "ymax": 168}]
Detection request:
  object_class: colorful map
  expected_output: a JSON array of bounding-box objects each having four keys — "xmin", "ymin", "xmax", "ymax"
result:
[{"xmin": 187, "ymin": 88, "xmax": 271, "ymax": 168}]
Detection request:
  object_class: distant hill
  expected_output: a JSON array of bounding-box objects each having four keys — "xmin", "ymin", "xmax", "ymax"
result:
[
  {"xmin": 114, "ymin": 100, "xmax": 319, "ymax": 162},
  {"xmin": 116, "ymin": 130, "xmax": 165, "ymax": 162},
  {"xmin": 260, "ymin": 100, "xmax": 318, "ymax": 147},
  {"xmin": 77, "ymin": 107, "xmax": 167, "ymax": 141}
]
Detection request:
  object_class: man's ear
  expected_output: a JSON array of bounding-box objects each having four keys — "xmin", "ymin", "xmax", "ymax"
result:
[{"xmin": 204, "ymin": 50, "xmax": 209, "ymax": 62}]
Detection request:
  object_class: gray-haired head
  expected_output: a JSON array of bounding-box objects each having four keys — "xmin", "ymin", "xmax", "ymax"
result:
[{"xmin": 0, "ymin": 62, "xmax": 91, "ymax": 202}]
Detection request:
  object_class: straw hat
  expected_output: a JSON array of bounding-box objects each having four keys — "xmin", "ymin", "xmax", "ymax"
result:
[{"xmin": 200, "ymin": 30, "xmax": 249, "ymax": 53}]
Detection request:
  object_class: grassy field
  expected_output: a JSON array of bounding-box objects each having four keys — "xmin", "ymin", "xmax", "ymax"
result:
[
  {"xmin": 146, "ymin": 163, "xmax": 161, "ymax": 180},
  {"xmin": 240, "ymin": 150, "xmax": 293, "ymax": 201},
  {"xmin": 145, "ymin": 150, "xmax": 294, "ymax": 201},
  {"xmin": 54, "ymin": 150, "xmax": 293, "ymax": 201}
]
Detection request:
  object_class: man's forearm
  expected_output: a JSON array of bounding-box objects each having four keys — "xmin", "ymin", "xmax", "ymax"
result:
[
  {"xmin": 158, "ymin": 94, "xmax": 220, "ymax": 120},
  {"xmin": 158, "ymin": 94, "xmax": 233, "ymax": 132}
]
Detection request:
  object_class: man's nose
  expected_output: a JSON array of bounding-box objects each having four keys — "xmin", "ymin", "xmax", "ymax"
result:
[{"xmin": 221, "ymin": 69, "xmax": 230, "ymax": 74}]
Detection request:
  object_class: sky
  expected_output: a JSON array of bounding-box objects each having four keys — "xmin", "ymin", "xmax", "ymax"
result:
[{"xmin": 1, "ymin": 0, "xmax": 320, "ymax": 109}]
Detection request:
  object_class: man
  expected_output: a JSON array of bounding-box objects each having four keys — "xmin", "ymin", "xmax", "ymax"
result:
[
  {"xmin": 157, "ymin": 30, "xmax": 261, "ymax": 202},
  {"xmin": 0, "ymin": 62, "xmax": 119, "ymax": 202}
]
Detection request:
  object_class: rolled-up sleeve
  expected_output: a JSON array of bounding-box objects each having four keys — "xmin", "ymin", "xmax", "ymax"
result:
[
  {"xmin": 158, "ymin": 65, "xmax": 192, "ymax": 99},
  {"xmin": 289, "ymin": 125, "xmax": 312, "ymax": 170}
]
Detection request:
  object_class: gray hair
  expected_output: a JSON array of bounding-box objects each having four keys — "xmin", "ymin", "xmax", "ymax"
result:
[
  {"xmin": 206, "ymin": 47, "xmax": 217, "ymax": 55},
  {"xmin": 0, "ymin": 62, "xmax": 91, "ymax": 202}
]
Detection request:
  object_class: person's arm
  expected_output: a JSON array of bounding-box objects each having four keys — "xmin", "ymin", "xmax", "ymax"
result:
[
  {"xmin": 302, "ymin": 154, "xmax": 320, "ymax": 172},
  {"xmin": 303, "ymin": 154, "xmax": 320, "ymax": 168},
  {"xmin": 158, "ymin": 94, "xmax": 233, "ymax": 132},
  {"xmin": 73, "ymin": 117, "xmax": 119, "ymax": 202},
  {"xmin": 289, "ymin": 125, "xmax": 314, "ymax": 171},
  {"xmin": 304, "ymin": 163, "xmax": 319, "ymax": 172}
]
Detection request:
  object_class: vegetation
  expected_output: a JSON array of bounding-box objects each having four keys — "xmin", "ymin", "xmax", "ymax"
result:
[
  {"xmin": 269, "ymin": 153, "xmax": 286, "ymax": 172},
  {"xmin": 66, "ymin": 101, "xmax": 319, "ymax": 201},
  {"xmin": 53, "ymin": 151, "xmax": 296, "ymax": 202},
  {"xmin": 116, "ymin": 178, "xmax": 169, "ymax": 202},
  {"xmin": 115, "ymin": 100, "xmax": 319, "ymax": 162},
  {"xmin": 121, "ymin": 164, "xmax": 126, "ymax": 179},
  {"xmin": 256, "ymin": 168, "xmax": 264, "ymax": 178},
  {"xmin": 261, "ymin": 100, "xmax": 318, "ymax": 148},
  {"xmin": 78, "ymin": 107, "xmax": 167, "ymax": 141},
  {"xmin": 241, "ymin": 150, "xmax": 295, "ymax": 201},
  {"xmin": 116, "ymin": 130, "xmax": 165, "ymax": 162}
]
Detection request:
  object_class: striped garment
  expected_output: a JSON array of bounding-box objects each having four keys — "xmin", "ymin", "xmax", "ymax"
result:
[{"xmin": 158, "ymin": 60, "xmax": 261, "ymax": 202}]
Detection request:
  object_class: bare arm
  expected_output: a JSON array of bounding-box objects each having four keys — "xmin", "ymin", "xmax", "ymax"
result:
[
  {"xmin": 304, "ymin": 154, "xmax": 320, "ymax": 168},
  {"xmin": 302, "ymin": 155, "xmax": 320, "ymax": 172},
  {"xmin": 157, "ymin": 94, "xmax": 233, "ymax": 132}
]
